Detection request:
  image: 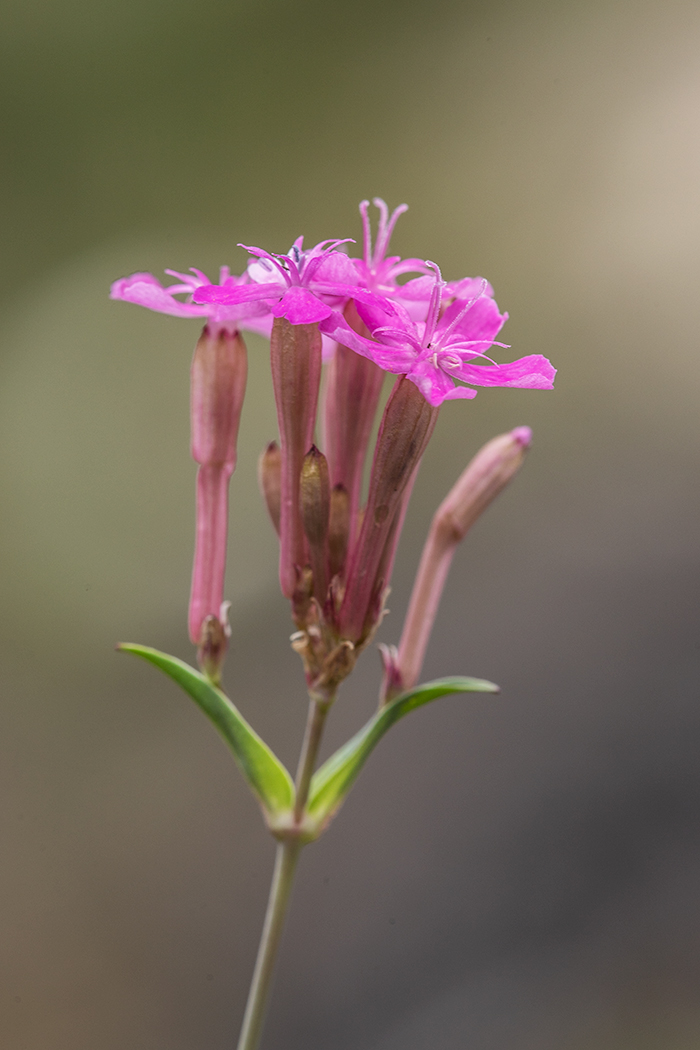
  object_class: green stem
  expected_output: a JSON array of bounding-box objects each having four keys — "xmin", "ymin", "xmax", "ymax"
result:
[
  {"xmin": 236, "ymin": 695, "xmax": 332, "ymax": 1050},
  {"xmin": 294, "ymin": 698, "xmax": 329, "ymax": 820},
  {"xmin": 236, "ymin": 840, "xmax": 301, "ymax": 1050}
]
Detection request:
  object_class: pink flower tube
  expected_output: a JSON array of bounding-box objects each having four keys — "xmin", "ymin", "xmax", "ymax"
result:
[
  {"xmin": 391, "ymin": 426, "xmax": 532, "ymax": 697},
  {"xmin": 189, "ymin": 325, "xmax": 248, "ymax": 656},
  {"xmin": 338, "ymin": 376, "xmax": 439, "ymax": 645}
]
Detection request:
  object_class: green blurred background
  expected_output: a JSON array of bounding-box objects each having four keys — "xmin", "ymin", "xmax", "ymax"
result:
[{"xmin": 1, "ymin": 0, "xmax": 700, "ymax": 1046}]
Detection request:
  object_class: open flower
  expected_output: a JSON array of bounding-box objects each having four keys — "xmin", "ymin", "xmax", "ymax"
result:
[
  {"xmin": 322, "ymin": 265, "xmax": 556, "ymax": 406},
  {"xmin": 353, "ymin": 198, "xmax": 431, "ymax": 296},
  {"xmin": 110, "ymin": 267, "xmax": 273, "ymax": 337},
  {"xmin": 192, "ymin": 238, "xmax": 372, "ymax": 325},
  {"xmin": 111, "ymin": 263, "xmax": 265, "ymax": 683}
]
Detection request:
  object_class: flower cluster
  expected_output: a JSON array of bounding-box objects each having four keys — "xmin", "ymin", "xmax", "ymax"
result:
[{"xmin": 111, "ymin": 200, "xmax": 555, "ymax": 696}]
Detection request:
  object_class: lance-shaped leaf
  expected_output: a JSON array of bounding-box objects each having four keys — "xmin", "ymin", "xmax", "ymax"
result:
[
  {"xmin": 119, "ymin": 644, "xmax": 295, "ymax": 817},
  {"xmin": 307, "ymin": 676, "xmax": 498, "ymax": 828}
]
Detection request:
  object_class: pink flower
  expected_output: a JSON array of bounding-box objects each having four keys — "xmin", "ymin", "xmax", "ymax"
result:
[
  {"xmin": 322, "ymin": 266, "xmax": 556, "ymax": 407},
  {"xmin": 110, "ymin": 267, "xmax": 272, "ymax": 337},
  {"xmin": 192, "ymin": 238, "xmax": 371, "ymax": 326},
  {"xmin": 354, "ymin": 198, "xmax": 431, "ymax": 296}
]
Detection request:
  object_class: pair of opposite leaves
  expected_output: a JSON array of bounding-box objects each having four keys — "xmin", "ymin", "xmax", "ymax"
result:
[{"xmin": 120, "ymin": 644, "xmax": 498, "ymax": 838}]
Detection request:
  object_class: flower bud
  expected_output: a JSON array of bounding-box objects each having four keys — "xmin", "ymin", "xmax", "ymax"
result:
[
  {"xmin": 188, "ymin": 325, "xmax": 247, "ymax": 647},
  {"xmin": 190, "ymin": 325, "xmax": 247, "ymax": 468},
  {"xmin": 258, "ymin": 441, "xmax": 282, "ymax": 536},
  {"xmin": 300, "ymin": 445, "xmax": 330, "ymax": 546},
  {"xmin": 300, "ymin": 445, "xmax": 330, "ymax": 602},
  {"xmin": 328, "ymin": 484, "xmax": 350, "ymax": 580},
  {"xmin": 431, "ymin": 426, "xmax": 531, "ymax": 542},
  {"xmin": 394, "ymin": 426, "xmax": 532, "ymax": 695}
]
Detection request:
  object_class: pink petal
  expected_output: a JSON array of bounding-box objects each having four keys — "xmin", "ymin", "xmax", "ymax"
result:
[
  {"xmin": 193, "ymin": 282, "xmax": 282, "ymax": 306},
  {"xmin": 313, "ymin": 251, "xmax": 359, "ymax": 285},
  {"xmin": 406, "ymin": 357, "xmax": 472, "ymax": 406},
  {"xmin": 396, "ymin": 275, "xmax": 435, "ymax": 301},
  {"xmin": 441, "ymin": 295, "xmax": 507, "ymax": 345},
  {"xmin": 110, "ymin": 274, "xmax": 207, "ymax": 318},
  {"xmin": 321, "ymin": 312, "xmax": 416, "ymax": 373},
  {"xmin": 355, "ymin": 295, "xmax": 412, "ymax": 336},
  {"xmin": 444, "ymin": 276, "xmax": 495, "ymax": 300},
  {"xmin": 454, "ymin": 354, "xmax": 556, "ymax": 389},
  {"xmin": 441, "ymin": 385, "xmax": 480, "ymax": 401},
  {"xmin": 247, "ymin": 258, "xmax": 286, "ymax": 285},
  {"xmin": 270, "ymin": 286, "xmax": 333, "ymax": 324}
]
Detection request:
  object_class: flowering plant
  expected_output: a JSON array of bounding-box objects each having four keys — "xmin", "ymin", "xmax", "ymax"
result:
[{"xmin": 111, "ymin": 199, "xmax": 554, "ymax": 1050}]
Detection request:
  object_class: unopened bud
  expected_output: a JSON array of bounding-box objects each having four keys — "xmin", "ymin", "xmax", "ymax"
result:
[
  {"xmin": 300, "ymin": 445, "xmax": 330, "ymax": 547},
  {"xmin": 188, "ymin": 325, "xmax": 247, "ymax": 647},
  {"xmin": 191, "ymin": 325, "xmax": 247, "ymax": 469},
  {"xmin": 258, "ymin": 441, "xmax": 282, "ymax": 536},
  {"xmin": 436, "ymin": 426, "xmax": 532, "ymax": 542},
  {"xmin": 396, "ymin": 426, "xmax": 532, "ymax": 691},
  {"xmin": 328, "ymin": 484, "xmax": 350, "ymax": 579},
  {"xmin": 300, "ymin": 445, "xmax": 330, "ymax": 602}
]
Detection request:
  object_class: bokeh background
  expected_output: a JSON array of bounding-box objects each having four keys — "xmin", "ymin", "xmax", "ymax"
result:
[{"xmin": 1, "ymin": 0, "xmax": 700, "ymax": 1047}]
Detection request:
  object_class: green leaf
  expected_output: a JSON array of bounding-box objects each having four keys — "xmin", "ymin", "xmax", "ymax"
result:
[
  {"xmin": 307, "ymin": 676, "xmax": 498, "ymax": 828},
  {"xmin": 119, "ymin": 644, "xmax": 294, "ymax": 817}
]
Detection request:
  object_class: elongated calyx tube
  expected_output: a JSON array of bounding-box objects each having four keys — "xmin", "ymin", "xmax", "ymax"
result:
[
  {"xmin": 323, "ymin": 301, "xmax": 384, "ymax": 547},
  {"xmin": 391, "ymin": 426, "xmax": 532, "ymax": 698},
  {"xmin": 270, "ymin": 318, "xmax": 323, "ymax": 599},
  {"xmin": 339, "ymin": 377, "xmax": 439, "ymax": 645},
  {"xmin": 189, "ymin": 324, "xmax": 248, "ymax": 678}
]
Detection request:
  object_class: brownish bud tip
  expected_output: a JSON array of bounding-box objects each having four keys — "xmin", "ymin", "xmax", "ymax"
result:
[
  {"xmin": 300, "ymin": 445, "xmax": 330, "ymax": 603},
  {"xmin": 300, "ymin": 445, "xmax": 330, "ymax": 547},
  {"xmin": 197, "ymin": 613, "xmax": 229, "ymax": 686},
  {"xmin": 328, "ymin": 483, "xmax": 350, "ymax": 579}
]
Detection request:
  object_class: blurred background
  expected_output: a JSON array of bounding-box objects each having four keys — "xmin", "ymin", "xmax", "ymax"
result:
[{"xmin": 1, "ymin": 0, "xmax": 700, "ymax": 1046}]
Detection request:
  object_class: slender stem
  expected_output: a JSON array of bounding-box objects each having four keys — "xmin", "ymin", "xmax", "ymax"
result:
[
  {"xmin": 294, "ymin": 698, "xmax": 329, "ymax": 820},
  {"xmin": 236, "ymin": 840, "xmax": 301, "ymax": 1050},
  {"xmin": 236, "ymin": 694, "xmax": 332, "ymax": 1050}
]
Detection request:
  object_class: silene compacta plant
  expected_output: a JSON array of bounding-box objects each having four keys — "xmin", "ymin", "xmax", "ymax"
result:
[{"xmin": 111, "ymin": 199, "xmax": 555, "ymax": 1050}]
